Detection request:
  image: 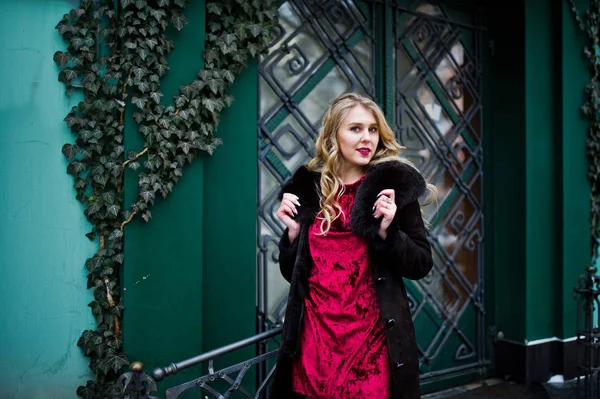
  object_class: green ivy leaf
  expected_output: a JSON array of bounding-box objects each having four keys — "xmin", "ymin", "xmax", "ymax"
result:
[
  {"xmin": 146, "ymin": 38, "xmax": 159, "ymax": 50},
  {"xmin": 140, "ymin": 190, "xmax": 155, "ymax": 202},
  {"xmin": 175, "ymin": 95, "xmax": 188, "ymax": 108},
  {"xmin": 207, "ymin": 78, "xmax": 223, "ymax": 94},
  {"xmin": 121, "ymin": 0, "xmax": 135, "ymax": 8},
  {"xmin": 207, "ymin": 2, "xmax": 223, "ymax": 15},
  {"xmin": 98, "ymin": 353, "xmax": 129, "ymax": 375},
  {"xmin": 247, "ymin": 43, "xmax": 258, "ymax": 57},
  {"xmin": 54, "ymin": 51, "xmax": 71, "ymax": 68},
  {"xmin": 132, "ymin": 96, "xmax": 148, "ymax": 109},
  {"xmin": 178, "ymin": 142, "xmax": 192, "ymax": 155},
  {"xmin": 205, "ymin": 48, "xmax": 219, "ymax": 64},
  {"xmin": 137, "ymin": 81, "xmax": 150, "ymax": 93},
  {"xmin": 223, "ymin": 33, "xmax": 237, "ymax": 46},
  {"xmin": 171, "ymin": 13, "xmax": 188, "ymax": 31},
  {"xmin": 62, "ymin": 143, "xmax": 79, "ymax": 160},
  {"xmin": 138, "ymin": 48, "xmax": 149, "ymax": 61},
  {"xmin": 111, "ymin": 302, "xmax": 125, "ymax": 318},
  {"xmin": 101, "ymin": 191, "xmax": 116, "ymax": 205},
  {"xmin": 89, "ymin": 301, "xmax": 103, "ymax": 316},
  {"xmin": 135, "ymin": 0, "xmax": 146, "ymax": 10},
  {"xmin": 87, "ymin": 201, "xmax": 102, "ymax": 216},
  {"xmin": 113, "ymin": 252, "xmax": 125, "ymax": 264},
  {"xmin": 157, "ymin": 0, "xmax": 170, "ymax": 6},
  {"xmin": 202, "ymin": 98, "xmax": 218, "ymax": 113},
  {"xmin": 76, "ymin": 381, "xmax": 98, "ymax": 399},
  {"xmin": 174, "ymin": 0, "xmax": 186, "ymax": 7},
  {"xmin": 247, "ymin": 23, "xmax": 263, "ymax": 37},
  {"xmin": 223, "ymin": 15, "xmax": 235, "ymax": 28},
  {"xmin": 208, "ymin": 21, "xmax": 221, "ymax": 33},
  {"xmin": 142, "ymin": 211, "xmax": 152, "ymax": 222},
  {"xmin": 157, "ymin": 64, "xmax": 169, "ymax": 75},
  {"xmin": 235, "ymin": 24, "xmax": 247, "ymax": 41},
  {"xmin": 150, "ymin": 91, "xmax": 163, "ymax": 104},
  {"xmin": 222, "ymin": 70, "xmax": 235, "ymax": 83},
  {"xmin": 150, "ymin": 9, "xmax": 166, "ymax": 22}
]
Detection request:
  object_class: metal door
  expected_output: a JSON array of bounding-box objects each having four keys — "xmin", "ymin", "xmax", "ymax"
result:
[{"xmin": 257, "ymin": 0, "xmax": 487, "ymax": 389}]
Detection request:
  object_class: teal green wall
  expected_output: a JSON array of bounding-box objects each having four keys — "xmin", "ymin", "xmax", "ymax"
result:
[
  {"xmin": 123, "ymin": 1, "xmax": 206, "ymax": 395},
  {"xmin": 490, "ymin": 0, "xmax": 591, "ymax": 344},
  {"xmin": 524, "ymin": 0, "xmax": 560, "ymax": 341},
  {"xmin": 0, "ymin": 1, "xmax": 96, "ymax": 397},
  {"xmin": 488, "ymin": 1, "xmax": 527, "ymax": 342},
  {"xmin": 202, "ymin": 59, "xmax": 257, "ymax": 367},
  {"xmin": 559, "ymin": 0, "xmax": 591, "ymax": 339},
  {"xmin": 123, "ymin": 0, "xmax": 256, "ymax": 395}
]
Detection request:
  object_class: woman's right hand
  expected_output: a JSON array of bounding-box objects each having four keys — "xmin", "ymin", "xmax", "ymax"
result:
[{"xmin": 276, "ymin": 193, "xmax": 301, "ymax": 243}]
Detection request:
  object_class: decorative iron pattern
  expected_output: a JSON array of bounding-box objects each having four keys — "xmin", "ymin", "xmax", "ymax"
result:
[
  {"xmin": 391, "ymin": 2, "xmax": 486, "ymax": 378},
  {"xmin": 257, "ymin": 0, "xmax": 488, "ymax": 385},
  {"xmin": 257, "ymin": 0, "xmax": 379, "ymax": 331},
  {"xmin": 574, "ymin": 266, "xmax": 600, "ymax": 398},
  {"xmin": 164, "ymin": 351, "xmax": 279, "ymax": 399},
  {"xmin": 114, "ymin": 328, "xmax": 282, "ymax": 399}
]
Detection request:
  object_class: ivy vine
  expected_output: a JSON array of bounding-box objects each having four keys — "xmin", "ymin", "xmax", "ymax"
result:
[
  {"xmin": 54, "ymin": 0, "xmax": 278, "ymax": 397},
  {"xmin": 568, "ymin": 0, "xmax": 600, "ymax": 261}
]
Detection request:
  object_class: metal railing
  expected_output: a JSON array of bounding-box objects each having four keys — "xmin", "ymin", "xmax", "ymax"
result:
[
  {"xmin": 114, "ymin": 327, "xmax": 282, "ymax": 399},
  {"xmin": 574, "ymin": 266, "xmax": 600, "ymax": 398}
]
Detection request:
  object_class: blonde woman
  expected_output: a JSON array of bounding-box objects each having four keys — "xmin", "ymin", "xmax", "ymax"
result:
[{"xmin": 270, "ymin": 93, "xmax": 434, "ymax": 399}]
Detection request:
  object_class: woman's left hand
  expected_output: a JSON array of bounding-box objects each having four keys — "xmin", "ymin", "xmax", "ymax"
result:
[{"xmin": 373, "ymin": 189, "xmax": 397, "ymax": 240}]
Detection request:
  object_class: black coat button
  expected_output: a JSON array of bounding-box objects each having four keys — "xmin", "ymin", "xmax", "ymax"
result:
[
  {"xmin": 395, "ymin": 361, "xmax": 404, "ymax": 369},
  {"xmin": 376, "ymin": 277, "xmax": 386, "ymax": 284},
  {"xmin": 386, "ymin": 318, "xmax": 396, "ymax": 327}
]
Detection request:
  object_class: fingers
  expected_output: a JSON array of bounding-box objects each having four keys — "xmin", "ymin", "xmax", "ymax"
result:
[
  {"xmin": 283, "ymin": 193, "xmax": 301, "ymax": 207},
  {"xmin": 373, "ymin": 201, "xmax": 397, "ymax": 219},
  {"xmin": 373, "ymin": 189, "xmax": 397, "ymax": 220},
  {"xmin": 377, "ymin": 189, "xmax": 395, "ymax": 203},
  {"xmin": 277, "ymin": 193, "xmax": 302, "ymax": 231}
]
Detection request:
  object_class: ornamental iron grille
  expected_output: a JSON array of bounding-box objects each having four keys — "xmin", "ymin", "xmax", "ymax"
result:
[{"xmin": 258, "ymin": 0, "xmax": 488, "ymax": 384}]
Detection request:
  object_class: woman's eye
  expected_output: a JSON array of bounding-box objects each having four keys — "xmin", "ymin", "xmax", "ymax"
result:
[
  {"xmin": 351, "ymin": 126, "xmax": 360, "ymax": 132},
  {"xmin": 369, "ymin": 127, "xmax": 378, "ymax": 133}
]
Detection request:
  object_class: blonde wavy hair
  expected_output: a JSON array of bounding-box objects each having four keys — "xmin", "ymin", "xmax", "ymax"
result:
[{"xmin": 307, "ymin": 93, "xmax": 436, "ymax": 235}]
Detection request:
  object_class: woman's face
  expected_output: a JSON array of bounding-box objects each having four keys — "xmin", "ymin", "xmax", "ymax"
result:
[{"xmin": 336, "ymin": 105, "xmax": 380, "ymax": 170}]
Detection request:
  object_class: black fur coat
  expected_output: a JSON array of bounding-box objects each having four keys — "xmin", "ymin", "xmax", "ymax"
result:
[{"xmin": 269, "ymin": 161, "xmax": 433, "ymax": 399}]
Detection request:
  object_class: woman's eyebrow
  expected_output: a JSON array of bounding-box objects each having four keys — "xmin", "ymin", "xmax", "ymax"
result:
[{"xmin": 347, "ymin": 121, "xmax": 378, "ymax": 126}]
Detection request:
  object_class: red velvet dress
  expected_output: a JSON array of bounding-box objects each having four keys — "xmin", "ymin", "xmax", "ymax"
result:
[{"xmin": 291, "ymin": 177, "xmax": 391, "ymax": 399}]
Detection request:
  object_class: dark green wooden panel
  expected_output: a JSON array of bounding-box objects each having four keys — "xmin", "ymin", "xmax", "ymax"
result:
[
  {"xmin": 123, "ymin": 2, "xmax": 206, "ymax": 397},
  {"xmin": 201, "ymin": 59, "xmax": 258, "ymax": 367}
]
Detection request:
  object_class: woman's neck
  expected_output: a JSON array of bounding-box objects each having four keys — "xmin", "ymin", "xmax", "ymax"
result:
[{"xmin": 339, "ymin": 164, "xmax": 365, "ymax": 185}]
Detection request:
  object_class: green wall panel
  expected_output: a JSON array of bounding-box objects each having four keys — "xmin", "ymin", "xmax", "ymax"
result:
[
  {"xmin": 201, "ymin": 59, "xmax": 258, "ymax": 367},
  {"xmin": 559, "ymin": 0, "xmax": 591, "ymax": 339},
  {"xmin": 123, "ymin": 1, "xmax": 206, "ymax": 395},
  {"xmin": 488, "ymin": 0, "xmax": 527, "ymax": 343},
  {"xmin": 524, "ymin": 0, "xmax": 560, "ymax": 341},
  {"xmin": 0, "ymin": 1, "xmax": 96, "ymax": 397}
]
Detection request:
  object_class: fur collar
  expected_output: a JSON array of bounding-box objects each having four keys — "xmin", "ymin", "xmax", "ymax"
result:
[{"xmin": 278, "ymin": 161, "xmax": 427, "ymax": 240}]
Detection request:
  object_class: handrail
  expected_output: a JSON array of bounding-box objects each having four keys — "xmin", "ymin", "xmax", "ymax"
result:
[{"xmin": 152, "ymin": 326, "xmax": 282, "ymax": 381}]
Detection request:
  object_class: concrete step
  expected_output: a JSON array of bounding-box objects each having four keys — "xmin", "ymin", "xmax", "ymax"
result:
[{"xmin": 423, "ymin": 377, "xmax": 591, "ymax": 398}]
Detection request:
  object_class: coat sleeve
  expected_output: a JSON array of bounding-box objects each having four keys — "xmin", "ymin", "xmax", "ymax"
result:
[
  {"xmin": 278, "ymin": 228, "xmax": 299, "ymax": 283},
  {"xmin": 371, "ymin": 200, "xmax": 433, "ymax": 280}
]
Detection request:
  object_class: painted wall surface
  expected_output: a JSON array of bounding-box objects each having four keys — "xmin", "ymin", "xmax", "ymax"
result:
[
  {"xmin": 0, "ymin": 1, "xmax": 96, "ymax": 398},
  {"xmin": 124, "ymin": 0, "xmax": 256, "ymax": 395},
  {"xmin": 489, "ymin": 0, "xmax": 591, "ymax": 344},
  {"xmin": 123, "ymin": 1, "xmax": 206, "ymax": 396},
  {"xmin": 525, "ymin": 0, "xmax": 560, "ymax": 341},
  {"xmin": 487, "ymin": 0, "xmax": 527, "ymax": 342},
  {"xmin": 559, "ymin": 0, "xmax": 591, "ymax": 339}
]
